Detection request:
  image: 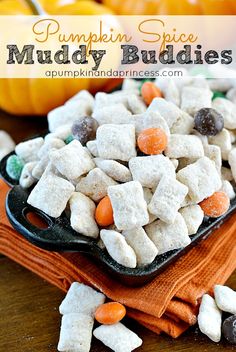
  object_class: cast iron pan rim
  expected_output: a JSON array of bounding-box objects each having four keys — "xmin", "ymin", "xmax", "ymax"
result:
[
  {"xmin": 4, "ymin": 184, "xmax": 179, "ymax": 278},
  {"xmin": 4, "ymin": 178, "xmax": 236, "ymax": 279}
]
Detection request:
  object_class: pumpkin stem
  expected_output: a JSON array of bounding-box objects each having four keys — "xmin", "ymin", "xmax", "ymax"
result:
[{"xmin": 24, "ymin": 0, "xmax": 46, "ymax": 15}]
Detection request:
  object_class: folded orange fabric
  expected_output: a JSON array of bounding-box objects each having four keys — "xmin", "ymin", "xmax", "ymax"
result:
[{"xmin": 0, "ymin": 180, "xmax": 236, "ymax": 337}]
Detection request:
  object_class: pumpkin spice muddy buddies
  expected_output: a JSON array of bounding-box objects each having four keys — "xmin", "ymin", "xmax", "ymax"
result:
[
  {"xmin": 197, "ymin": 284, "xmax": 236, "ymax": 344},
  {"xmin": 58, "ymin": 282, "xmax": 142, "ymax": 352},
  {"xmin": 6, "ymin": 77, "xmax": 236, "ymax": 271}
]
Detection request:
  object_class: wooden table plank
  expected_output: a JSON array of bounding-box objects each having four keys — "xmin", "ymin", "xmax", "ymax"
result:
[{"xmin": 0, "ymin": 256, "xmax": 235, "ymax": 352}]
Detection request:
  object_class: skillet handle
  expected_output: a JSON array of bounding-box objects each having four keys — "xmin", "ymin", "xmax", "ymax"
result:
[{"xmin": 5, "ymin": 186, "xmax": 98, "ymax": 254}]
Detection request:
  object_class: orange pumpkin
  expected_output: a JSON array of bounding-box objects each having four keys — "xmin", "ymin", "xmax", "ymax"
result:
[
  {"xmin": 0, "ymin": 0, "xmax": 114, "ymax": 115},
  {"xmin": 102, "ymin": 0, "xmax": 236, "ymax": 15}
]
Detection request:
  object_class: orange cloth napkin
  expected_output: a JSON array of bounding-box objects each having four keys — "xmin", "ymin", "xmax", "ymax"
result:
[{"xmin": 0, "ymin": 180, "xmax": 236, "ymax": 337}]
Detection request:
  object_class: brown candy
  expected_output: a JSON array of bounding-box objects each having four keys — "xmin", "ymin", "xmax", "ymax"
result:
[
  {"xmin": 72, "ymin": 117, "xmax": 98, "ymax": 145},
  {"xmin": 222, "ymin": 315, "xmax": 236, "ymax": 344},
  {"xmin": 194, "ymin": 108, "xmax": 224, "ymax": 136}
]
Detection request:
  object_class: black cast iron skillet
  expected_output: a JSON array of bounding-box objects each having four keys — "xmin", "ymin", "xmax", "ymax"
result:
[{"xmin": 1, "ymin": 151, "xmax": 236, "ymax": 286}]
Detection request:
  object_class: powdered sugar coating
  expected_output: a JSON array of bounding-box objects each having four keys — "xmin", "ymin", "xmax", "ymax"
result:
[
  {"xmin": 133, "ymin": 111, "xmax": 170, "ymax": 136},
  {"xmin": 96, "ymin": 124, "xmax": 137, "ymax": 161},
  {"xmin": 100, "ymin": 230, "xmax": 137, "ymax": 268},
  {"xmin": 145, "ymin": 213, "xmax": 190, "ymax": 255},
  {"xmin": 108, "ymin": 181, "xmax": 149, "ymax": 231},
  {"xmin": 179, "ymin": 205, "xmax": 204, "ymax": 235},
  {"xmin": 198, "ymin": 294, "xmax": 222, "ymax": 343},
  {"xmin": 69, "ymin": 192, "xmax": 99, "ymax": 238},
  {"xmin": 123, "ymin": 227, "xmax": 158, "ymax": 266},
  {"xmin": 129, "ymin": 155, "xmax": 175, "ymax": 189},
  {"xmin": 50, "ymin": 140, "xmax": 95, "ymax": 182},
  {"xmin": 148, "ymin": 176, "xmax": 188, "ymax": 224},
  {"xmin": 181, "ymin": 87, "xmax": 212, "ymax": 116},
  {"xmin": 94, "ymin": 158, "xmax": 132, "ymax": 183},
  {"xmin": 28, "ymin": 172, "xmax": 74, "ymax": 218},
  {"xmin": 214, "ymin": 285, "xmax": 236, "ymax": 314},
  {"xmin": 58, "ymin": 313, "xmax": 94, "ymax": 352},
  {"xmin": 92, "ymin": 104, "xmax": 132, "ymax": 126},
  {"xmin": 93, "ymin": 323, "xmax": 142, "ymax": 352},
  {"xmin": 15, "ymin": 137, "xmax": 44, "ymax": 163},
  {"xmin": 59, "ymin": 282, "xmax": 105, "ymax": 315},
  {"xmin": 76, "ymin": 168, "xmax": 117, "ymax": 202},
  {"xmin": 177, "ymin": 157, "xmax": 222, "ymax": 203},
  {"xmin": 165, "ymin": 134, "xmax": 204, "ymax": 159}
]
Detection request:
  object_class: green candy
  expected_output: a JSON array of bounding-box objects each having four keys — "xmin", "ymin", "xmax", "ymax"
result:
[
  {"xmin": 212, "ymin": 91, "xmax": 226, "ymax": 100},
  {"xmin": 6, "ymin": 155, "xmax": 24, "ymax": 180},
  {"xmin": 65, "ymin": 135, "xmax": 74, "ymax": 144}
]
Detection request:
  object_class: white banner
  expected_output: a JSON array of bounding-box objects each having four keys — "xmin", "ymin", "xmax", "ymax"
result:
[{"xmin": 0, "ymin": 15, "xmax": 235, "ymax": 78}]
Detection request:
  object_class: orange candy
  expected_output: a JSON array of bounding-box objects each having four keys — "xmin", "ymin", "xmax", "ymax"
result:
[
  {"xmin": 141, "ymin": 82, "xmax": 162, "ymax": 106},
  {"xmin": 137, "ymin": 128, "xmax": 168, "ymax": 155},
  {"xmin": 95, "ymin": 196, "xmax": 114, "ymax": 227},
  {"xmin": 199, "ymin": 191, "xmax": 230, "ymax": 218},
  {"xmin": 95, "ymin": 302, "xmax": 126, "ymax": 325}
]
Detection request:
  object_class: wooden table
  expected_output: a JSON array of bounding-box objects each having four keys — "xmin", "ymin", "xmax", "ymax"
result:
[{"xmin": 0, "ymin": 112, "xmax": 235, "ymax": 352}]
